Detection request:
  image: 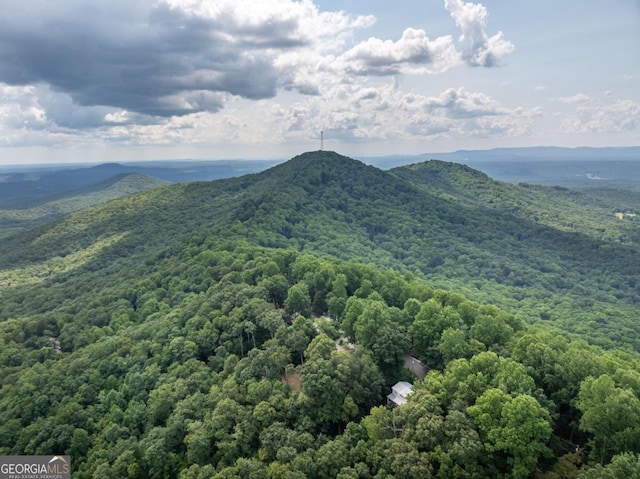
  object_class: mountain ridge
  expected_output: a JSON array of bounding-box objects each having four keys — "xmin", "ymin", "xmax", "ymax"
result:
[
  {"xmin": 0, "ymin": 173, "xmax": 169, "ymax": 239},
  {"xmin": 1, "ymin": 150, "xmax": 638, "ymax": 348}
]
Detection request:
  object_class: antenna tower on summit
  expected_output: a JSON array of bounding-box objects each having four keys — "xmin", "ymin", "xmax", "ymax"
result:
[{"xmin": 320, "ymin": 130, "xmax": 323, "ymax": 151}]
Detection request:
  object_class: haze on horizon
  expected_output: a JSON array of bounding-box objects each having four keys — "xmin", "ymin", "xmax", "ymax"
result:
[{"xmin": 0, "ymin": 0, "xmax": 638, "ymax": 165}]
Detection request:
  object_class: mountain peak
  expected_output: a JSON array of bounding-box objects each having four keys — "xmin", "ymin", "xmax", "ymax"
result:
[
  {"xmin": 261, "ymin": 150, "xmax": 373, "ymax": 181},
  {"xmin": 290, "ymin": 150, "xmax": 362, "ymax": 164}
]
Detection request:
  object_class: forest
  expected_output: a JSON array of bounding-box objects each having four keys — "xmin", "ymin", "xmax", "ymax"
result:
[{"xmin": 1, "ymin": 151, "xmax": 639, "ymax": 478}]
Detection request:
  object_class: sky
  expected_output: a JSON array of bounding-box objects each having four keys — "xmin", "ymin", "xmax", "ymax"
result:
[{"xmin": 0, "ymin": 0, "xmax": 638, "ymax": 164}]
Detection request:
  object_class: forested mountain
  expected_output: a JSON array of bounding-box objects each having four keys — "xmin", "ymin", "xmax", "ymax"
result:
[
  {"xmin": 0, "ymin": 173, "xmax": 169, "ymax": 238},
  {"xmin": 1, "ymin": 151, "xmax": 639, "ymax": 478},
  {"xmin": 0, "ymin": 160, "xmax": 280, "ymax": 210},
  {"xmin": 366, "ymin": 147, "xmax": 640, "ymax": 190}
]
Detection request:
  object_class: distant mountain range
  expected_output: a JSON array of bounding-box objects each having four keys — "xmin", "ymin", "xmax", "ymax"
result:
[
  {"xmin": 0, "ymin": 173, "xmax": 170, "ymax": 237},
  {"xmin": 2, "ymin": 147, "xmax": 638, "ymax": 209},
  {"xmin": 0, "ymin": 160, "xmax": 280, "ymax": 209},
  {"xmin": 362, "ymin": 146, "xmax": 640, "ymax": 166},
  {"xmin": 360, "ymin": 146, "xmax": 640, "ymax": 188}
]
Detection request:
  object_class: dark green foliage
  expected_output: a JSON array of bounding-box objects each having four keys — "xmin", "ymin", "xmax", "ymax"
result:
[
  {"xmin": 0, "ymin": 173, "xmax": 168, "ymax": 238},
  {"xmin": 1, "ymin": 151, "xmax": 639, "ymax": 477}
]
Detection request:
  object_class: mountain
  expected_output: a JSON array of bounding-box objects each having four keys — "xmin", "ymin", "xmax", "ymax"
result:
[
  {"xmin": 363, "ymin": 146, "xmax": 640, "ymax": 189},
  {"xmin": 0, "ymin": 163, "xmax": 140, "ymax": 209},
  {"xmin": 1, "ymin": 150, "xmax": 639, "ymax": 478},
  {"xmin": 0, "ymin": 173, "xmax": 169, "ymax": 238},
  {"xmin": 1, "ymin": 151, "xmax": 638, "ymax": 348},
  {"xmin": 0, "ymin": 160, "xmax": 279, "ymax": 209},
  {"xmin": 364, "ymin": 146, "xmax": 640, "ymax": 168},
  {"xmin": 392, "ymin": 159, "xmax": 640, "ymax": 244}
]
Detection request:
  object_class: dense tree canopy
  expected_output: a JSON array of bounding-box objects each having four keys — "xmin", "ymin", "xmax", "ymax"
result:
[{"xmin": 1, "ymin": 151, "xmax": 640, "ymax": 477}]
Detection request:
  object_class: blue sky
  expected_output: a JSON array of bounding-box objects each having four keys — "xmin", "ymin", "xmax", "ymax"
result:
[{"xmin": 0, "ymin": 0, "xmax": 637, "ymax": 163}]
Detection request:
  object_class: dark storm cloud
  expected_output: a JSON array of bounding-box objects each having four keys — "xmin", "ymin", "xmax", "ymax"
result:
[{"xmin": 0, "ymin": 1, "xmax": 298, "ymax": 118}]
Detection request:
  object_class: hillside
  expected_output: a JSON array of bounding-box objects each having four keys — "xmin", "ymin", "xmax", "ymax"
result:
[
  {"xmin": 0, "ymin": 160, "xmax": 279, "ymax": 210},
  {"xmin": 391, "ymin": 160, "xmax": 640, "ymax": 245},
  {"xmin": 1, "ymin": 151, "xmax": 640, "ymax": 477},
  {"xmin": 365, "ymin": 147, "xmax": 640, "ymax": 190},
  {"xmin": 1, "ymin": 151, "xmax": 638, "ymax": 349},
  {"xmin": 0, "ymin": 173, "xmax": 169, "ymax": 238}
]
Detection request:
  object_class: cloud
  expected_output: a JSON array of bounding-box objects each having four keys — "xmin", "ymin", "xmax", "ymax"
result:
[
  {"xmin": 0, "ymin": 84, "xmax": 47, "ymax": 131},
  {"xmin": 553, "ymin": 93, "xmax": 591, "ymax": 104},
  {"xmin": 276, "ymin": 83, "xmax": 540, "ymax": 143},
  {"xmin": 423, "ymin": 87, "xmax": 505, "ymax": 118},
  {"xmin": 561, "ymin": 100, "xmax": 640, "ymax": 133},
  {"xmin": 338, "ymin": 28, "xmax": 459, "ymax": 76},
  {"xmin": 0, "ymin": 80, "xmax": 541, "ymax": 150},
  {"xmin": 444, "ymin": 0, "xmax": 514, "ymax": 66},
  {"xmin": 0, "ymin": 0, "xmax": 518, "ymax": 151},
  {"xmin": 0, "ymin": 0, "xmax": 373, "ymax": 119},
  {"xmin": 334, "ymin": 0, "xmax": 514, "ymax": 77}
]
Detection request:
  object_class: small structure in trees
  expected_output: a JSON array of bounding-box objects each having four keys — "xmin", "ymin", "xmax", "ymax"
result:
[
  {"xmin": 387, "ymin": 381, "xmax": 413, "ymax": 406},
  {"xmin": 403, "ymin": 353, "xmax": 428, "ymax": 380}
]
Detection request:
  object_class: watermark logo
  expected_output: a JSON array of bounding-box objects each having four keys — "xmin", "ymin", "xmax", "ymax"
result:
[{"xmin": 0, "ymin": 455, "xmax": 70, "ymax": 479}]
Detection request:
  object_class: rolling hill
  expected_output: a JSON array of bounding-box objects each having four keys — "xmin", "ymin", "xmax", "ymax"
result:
[
  {"xmin": 0, "ymin": 173, "xmax": 169, "ymax": 238},
  {"xmin": 0, "ymin": 160, "xmax": 280, "ymax": 210}
]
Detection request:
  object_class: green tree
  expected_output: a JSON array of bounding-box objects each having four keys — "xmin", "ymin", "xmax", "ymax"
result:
[
  {"xmin": 469, "ymin": 313, "xmax": 514, "ymax": 350},
  {"xmin": 577, "ymin": 374, "xmax": 640, "ymax": 464},
  {"xmin": 398, "ymin": 389, "xmax": 444, "ymax": 451},
  {"xmin": 410, "ymin": 301, "xmax": 462, "ymax": 367},
  {"xmin": 363, "ymin": 406, "xmax": 396, "ymax": 441},
  {"xmin": 259, "ymin": 274, "xmax": 289, "ymax": 308},
  {"xmin": 353, "ymin": 300, "xmax": 409, "ymax": 374},
  {"xmin": 305, "ymin": 333, "xmax": 336, "ymax": 362},
  {"xmin": 326, "ymin": 274, "xmax": 348, "ymax": 319},
  {"xmin": 438, "ymin": 327, "xmax": 473, "ymax": 364},
  {"xmin": 578, "ymin": 453, "xmax": 640, "ymax": 479},
  {"xmin": 284, "ymin": 283, "xmax": 311, "ymax": 317},
  {"xmin": 468, "ymin": 388, "xmax": 552, "ymax": 478}
]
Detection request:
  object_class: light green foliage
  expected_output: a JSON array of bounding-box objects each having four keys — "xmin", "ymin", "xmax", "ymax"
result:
[
  {"xmin": 468, "ymin": 389, "xmax": 552, "ymax": 478},
  {"xmin": 438, "ymin": 327, "xmax": 473, "ymax": 365},
  {"xmin": 577, "ymin": 374, "xmax": 640, "ymax": 464},
  {"xmin": 352, "ymin": 299, "xmax": 410, "ymax": 374},
  {"xmin": 397, "ymin": 389, "xmax": 444, "ymax": 451},
  {"xmin": 327, "ymin": 273, "xmax": 349, "ymax": 319},
  {"xmin": 1, "ymin": 152, "xmax": 640, "ymax": 477},
  {"xmin": 300, "ymin": 346, "xmax": 384, "ymax": 428},
  {"xmin": 578, "ymin": 453, "xmax": 640, "ymax": 479},
  {"xmin": 304, "ymin": 333, "xmax": 335, "ymax": 361},
  {"xmin": 363, "ymin": 406, "xmax": 395, "ymax": 442},
  {"xmin": 437, "ymin": 352, "xmax": 536, "ymax": 407}
]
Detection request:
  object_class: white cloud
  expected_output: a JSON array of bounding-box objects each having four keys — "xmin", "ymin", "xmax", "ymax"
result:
[
  {"xmin": 274, "ymin": 84, "xmax": 540, "ymax": 143},
  {"xmin": 423, "ymin": 87, "xmax": 505, "ymax": 118},
  {"xmin": 0, "ymin": 0, "xmax": 374, "ymax": 118},
  {"xmin": 338, "ymin": 28, "xmax": 460, "ymax": 76},
  {"xmin": 553, "ymin": 93, "xmax": 591, "ymax": 104},
  {"xmin": 561, "ymin": 100, "xmax": 640, "ymax": 133},
  {"xmin": 444, "ymin": 0, "xmax": 514, "ymax": 66},
  {"xmin": 0, "ymin": 85, "xmax": 47, "ymax": 131}
]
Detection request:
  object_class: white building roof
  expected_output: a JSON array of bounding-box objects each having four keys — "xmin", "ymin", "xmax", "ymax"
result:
[{"xmin": 387, "ymin": 381, "xmax": 414, "ymax": 406}]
